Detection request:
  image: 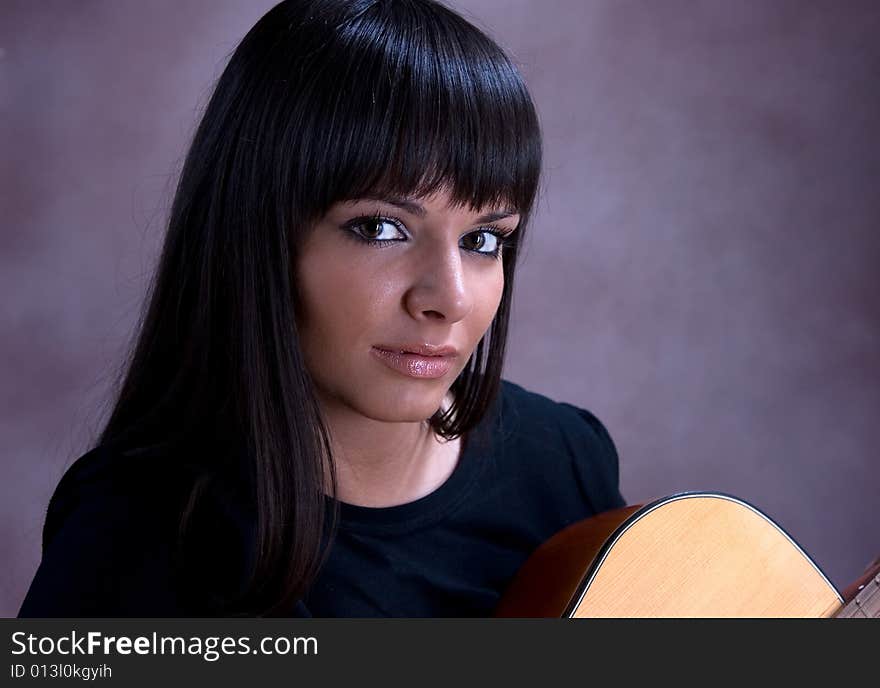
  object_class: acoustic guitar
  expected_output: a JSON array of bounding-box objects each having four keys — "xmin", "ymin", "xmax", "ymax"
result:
[{"xmin": 494, "ymin": 492, "xmax": 879, "ymax": 618}]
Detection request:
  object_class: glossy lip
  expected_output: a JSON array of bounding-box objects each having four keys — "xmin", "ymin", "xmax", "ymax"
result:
[
  {"xmin": 373, "ymin": 342, "xmax": 460, "ymax": 357},
  {"xmin": 370, "ymin": 345, "xmax": 459, "ymax": 379}
]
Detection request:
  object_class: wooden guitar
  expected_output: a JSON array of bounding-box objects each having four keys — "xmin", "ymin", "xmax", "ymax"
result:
[{"xmin": 494, "ymin": 492, "xmax": 879, "ymax": 618}]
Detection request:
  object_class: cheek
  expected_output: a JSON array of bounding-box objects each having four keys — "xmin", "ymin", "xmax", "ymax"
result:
[
  {"xmin": 472, "ymin": 267, "xmax": 505, "ymax": 332},
  {"xmin": 296, "ymin": 248, "xmax": 397, "ymax": 343}
]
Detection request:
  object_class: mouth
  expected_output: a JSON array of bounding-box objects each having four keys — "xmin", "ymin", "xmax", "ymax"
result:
[
  {"xmin": 370, "ymin": 344, "xmax": 459, "ymax": 379},
  {"xmin": 373, "ymin": 343, "xmax": 460, "ymax": 358}
]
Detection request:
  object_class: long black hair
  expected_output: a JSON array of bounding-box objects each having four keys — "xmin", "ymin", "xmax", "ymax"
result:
[{"xmin": 98, "ymin": 0, "xmax": 542, "ymax": 616}]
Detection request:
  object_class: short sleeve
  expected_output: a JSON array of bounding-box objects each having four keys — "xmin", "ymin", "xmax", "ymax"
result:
[
  {"xmin": 557, "ymin": 402, "xmax": 627, "ymax": 515},
  {"xmin": 17, "ymin": 448, "xmax": 189, "ymax": 618}
]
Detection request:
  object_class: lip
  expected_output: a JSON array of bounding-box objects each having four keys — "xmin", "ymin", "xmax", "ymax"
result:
[
  {"xmin": 371, "ymin": 344, "xmax": 459, "ymax": 379},
  {"xmin": 374, "ymin": 343, "xmax": 460, "ymax": 357}
]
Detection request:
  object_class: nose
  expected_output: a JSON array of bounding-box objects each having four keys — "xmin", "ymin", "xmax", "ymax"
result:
[{"xmin": 403, "ymin": 244, "xmax": 473, "ymax": 323}]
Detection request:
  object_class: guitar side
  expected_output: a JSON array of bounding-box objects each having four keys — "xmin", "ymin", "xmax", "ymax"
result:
[{"xmin": 494, "ymin": 505, "xmax": 642, "ymax": 617}]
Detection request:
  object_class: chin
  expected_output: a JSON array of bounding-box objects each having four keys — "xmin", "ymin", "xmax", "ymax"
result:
[{"xmin": 355, "ymin": 378, "xmax": 452, "ymax": 423}]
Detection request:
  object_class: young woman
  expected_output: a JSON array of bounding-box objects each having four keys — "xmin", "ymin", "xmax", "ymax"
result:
[{"xmin": 18, "ymin": 0, "xmax": 625, "ymax": 618}]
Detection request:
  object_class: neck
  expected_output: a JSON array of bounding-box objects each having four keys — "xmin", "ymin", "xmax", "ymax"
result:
[{"xmin": 318, "ymin": 393, "xmax": 462, "ymax": 508}]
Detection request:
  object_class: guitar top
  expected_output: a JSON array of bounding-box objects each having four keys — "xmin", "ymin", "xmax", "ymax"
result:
[{"xmin": 495, "ymin": 492, "xmax": 878, "ymax": 618}]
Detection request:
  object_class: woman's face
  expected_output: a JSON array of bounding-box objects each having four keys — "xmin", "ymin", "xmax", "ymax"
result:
[{"xmin": 295, "ymin": 186, "xmax": 520, "ymax": 423}]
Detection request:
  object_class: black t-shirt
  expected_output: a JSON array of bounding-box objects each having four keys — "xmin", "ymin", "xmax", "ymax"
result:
[{"xmin": 18, "ymin": 379, "xmax": 625, "ymax": 618}]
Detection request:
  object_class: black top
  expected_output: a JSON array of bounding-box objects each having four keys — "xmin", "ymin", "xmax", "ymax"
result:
[{"xmin": 18, "ymin": 379, "xmax": 625, "ymax": 618}]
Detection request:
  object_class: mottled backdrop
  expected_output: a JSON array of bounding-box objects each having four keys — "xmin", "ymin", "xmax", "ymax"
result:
[{"xmin": 2, "ymin": 0, "xmax": 878, "ymax": 616}]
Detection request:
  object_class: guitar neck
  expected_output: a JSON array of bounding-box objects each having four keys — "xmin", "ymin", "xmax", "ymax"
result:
[{"xmin": 834, "ymin": 569, "xmax": 880, "ymax": 618}]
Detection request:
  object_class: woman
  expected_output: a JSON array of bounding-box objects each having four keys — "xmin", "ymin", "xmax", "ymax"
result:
[{"xmin": 19, "ymin": 0, "xmax": 625, "ymax": 618}]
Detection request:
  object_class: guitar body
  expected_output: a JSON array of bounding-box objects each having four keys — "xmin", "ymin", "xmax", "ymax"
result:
[{"xmin": 495, "ymin": 492, "xmax": 866, "ymax": 618}]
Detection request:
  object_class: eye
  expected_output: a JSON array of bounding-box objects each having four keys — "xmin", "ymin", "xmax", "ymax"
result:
[
  {"xmin": 460, "ymin": 228, "xmax": 511, "ymax": 258},
  {"xmin": 346, "ymin": 216, "xmax": 407, "ymax": 243}
]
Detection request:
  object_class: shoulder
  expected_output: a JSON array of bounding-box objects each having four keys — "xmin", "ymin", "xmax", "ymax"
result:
[
  {"xmin": 497, "ymin": 378, "xmax": 615, "ymax": 447},
  {"xmin": 496, "ymin": 379, "xmax": 626, "ymax": 513},
  {"xmin": 39, "ymin": 443, "xmax": 194, "ymax": 552},
  {"xmin": 19, "ymin": 443, "xmax": 239, "ymax": 618}
]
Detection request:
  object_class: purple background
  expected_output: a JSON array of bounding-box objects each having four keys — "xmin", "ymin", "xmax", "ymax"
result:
[{"xmin": 2, "ymin": 0, "xmax": 878, "ymax": 617}]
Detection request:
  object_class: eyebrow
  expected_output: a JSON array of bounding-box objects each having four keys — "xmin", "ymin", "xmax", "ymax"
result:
[{"xmin": 362, "ymin": 194, "xmax": 520, "ymax": 224}]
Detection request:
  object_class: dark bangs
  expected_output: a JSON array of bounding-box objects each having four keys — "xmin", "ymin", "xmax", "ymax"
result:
[{"xmin": 263, "ymin": 0, "xmax": 542, "ymax": 223}]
